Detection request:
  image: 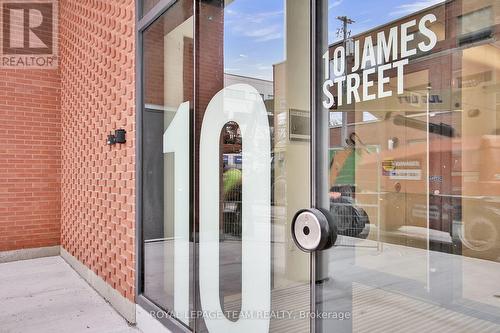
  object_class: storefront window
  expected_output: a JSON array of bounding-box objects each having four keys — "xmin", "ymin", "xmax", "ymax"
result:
[
  {"xmin": 319, "ymin": 0, "xmax": 500, "ymax": 331},
  {"xmin": 141, "ymin": 0, "xmax": 194, "ymax": 328},
  {"xmin": 138, "ymin": 0, "xmax": 500, "ymax": 332}
]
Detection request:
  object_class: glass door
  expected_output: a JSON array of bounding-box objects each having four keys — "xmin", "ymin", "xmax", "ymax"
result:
[
  {"xmin": 193, "ymin": 1, "xmax": 313, "ymax": 332},
  {"xmin": 315, "ymin": 0, "xmax": 500, "ymax": 332},
  {"xmin": 140, "ymin": 1, "xmax": 314, "ymax": 331}
]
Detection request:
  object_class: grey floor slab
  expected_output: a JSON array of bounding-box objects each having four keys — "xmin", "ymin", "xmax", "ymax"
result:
[{"xmin": 0, "ymin": 256, "xmax": 141, "ymax": 333}]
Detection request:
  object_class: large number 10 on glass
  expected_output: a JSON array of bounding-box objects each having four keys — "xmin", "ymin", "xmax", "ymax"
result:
[{"xmin": 164, "ymin": 84, "xmax": 272, "ymax": 332}]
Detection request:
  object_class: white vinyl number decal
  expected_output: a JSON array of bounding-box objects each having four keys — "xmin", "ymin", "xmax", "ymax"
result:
[
  {"xmin": 163, "ymin": 102, "xmax": 190, "ymax": 325},
  {"xmin": 164, "ymin": 85, "xmax": 271, "ymax": 332},
  {"xmin": 199, "ymin": 84, "xmax": 271, "ymax": 332}
]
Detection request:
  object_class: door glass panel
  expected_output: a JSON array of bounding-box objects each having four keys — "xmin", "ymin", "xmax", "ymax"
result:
[
  {"xmin": 142, "ymin": 0, "xmax": 194, "ymax": 328},
  {"xmin": 195, "ymin": 0, "xmax": 311, "ymax": 332},
  {"xmin": 318, "ymin": 0, "xmax": 500, "ymax": 332}
]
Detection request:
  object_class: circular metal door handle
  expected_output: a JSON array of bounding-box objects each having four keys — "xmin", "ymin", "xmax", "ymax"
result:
[{"xmin": 291, "ymin": 208, "xmax": 337, "ymax": 252}]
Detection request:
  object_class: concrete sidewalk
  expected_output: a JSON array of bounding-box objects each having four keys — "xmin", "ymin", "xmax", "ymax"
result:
[{"xmin": 0, "ymin": 256, "xmax": 141, "ymax": 333}]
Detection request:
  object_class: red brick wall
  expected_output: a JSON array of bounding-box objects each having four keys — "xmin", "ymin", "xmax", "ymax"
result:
[
  {"xmin": 59, "ymin": 0, "xmax": 136, "ymax": 301},
  {"xmin": 0, "ymin": 69, "xmax": 61, "ymax": 251}
]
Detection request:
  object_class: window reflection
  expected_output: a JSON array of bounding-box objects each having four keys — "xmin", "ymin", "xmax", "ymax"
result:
[
  {"xmin": 219, "ymin": 121, "xmax": 242, "ymax": 321},
  {"xmin": 141, "ymin": 0, "xmax": 162, "ymax": 17},
  {"xmin": 326, "ymin": 0, "xmax": 500, "ymax": 261},
  {"xmin": 142, "ymin": 0, "xmax": 194, "ymax": 327},
  {"xmin": 322, "ymin": 0, "xmax": 500, "ymax": 331},
  {"xmin": 196, "ymin": 0, "xmax": 311, "ymax": 331}
]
